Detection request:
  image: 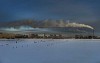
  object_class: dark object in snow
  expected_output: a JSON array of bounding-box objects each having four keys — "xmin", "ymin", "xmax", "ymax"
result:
[
  {"xmin": 6, "ymin": 44, "xmax": 9, "ymax": 45},
  {"xmin": 34, "ymin": 41, "xmax": 37, "ymax": 43},
  {"xmin": 16, "ymin": 41, "xmax": 17, "ymax": 43}
]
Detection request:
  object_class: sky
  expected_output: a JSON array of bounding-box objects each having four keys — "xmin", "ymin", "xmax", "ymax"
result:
[
  {"xmin": 0, "ymin": 0, "xmax": 100, "ymax": 21},
  {"xmin": 0, "ymin": 0, "xmax": 100, "ymax": 33}
]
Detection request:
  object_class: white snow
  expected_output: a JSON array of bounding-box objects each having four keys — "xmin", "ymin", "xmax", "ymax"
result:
[{"xmin": 0, "ymin": 39, "xmax": 100, "ymax": 63}]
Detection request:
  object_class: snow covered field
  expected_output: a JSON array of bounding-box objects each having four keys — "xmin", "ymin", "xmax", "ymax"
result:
[{"xmin": 0, "ymin": 39, "xmax": 100, "ymax": 63}]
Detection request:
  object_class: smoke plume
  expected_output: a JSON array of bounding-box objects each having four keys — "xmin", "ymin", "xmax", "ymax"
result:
[
  {"xmin": 43, "ymin": 19, "xmax": 94, "ymax": 29},
  {"xmin": 65, "ymin": 22, "xmax": 94, "ymax": 29}
]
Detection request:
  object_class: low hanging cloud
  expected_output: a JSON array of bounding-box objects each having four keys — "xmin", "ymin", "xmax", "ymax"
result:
[
  {"xmin": 0, "ymin": 26, "xmax": 34, "ymax": 31},
  {"xmin": 0, "ymin": 26, "xmax": 51, "ymax": 33}
]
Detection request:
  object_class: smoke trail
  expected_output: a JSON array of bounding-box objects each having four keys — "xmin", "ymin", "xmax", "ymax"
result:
[
  {"xmin": 65, "ymin": 22, "xmax": 94, "ymax": 29},
  {"xmin": 0, "ymin": 20, "xmax": 94, "ymax": 31},
  {"xmin": 53, "ymin": 20, "xmax": 94, "ymax": 29}
]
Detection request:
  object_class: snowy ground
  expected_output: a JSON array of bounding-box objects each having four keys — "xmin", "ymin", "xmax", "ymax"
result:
[{"xmin": 0, "ymin": 39, "xmax": 100, "ymax": 63}]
